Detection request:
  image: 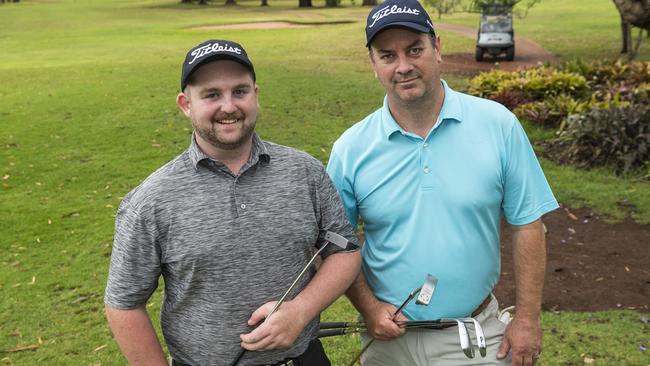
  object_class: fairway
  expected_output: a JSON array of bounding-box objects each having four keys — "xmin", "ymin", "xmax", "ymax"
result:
[{"xmin": 1, "ymin": 0, "xmax": 649, "ymax": 365}]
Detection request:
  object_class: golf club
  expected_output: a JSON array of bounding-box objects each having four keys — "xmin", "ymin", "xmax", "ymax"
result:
[
  {"xmin": 347, "ymin": 274, "xmax": 436, "ymax": 366},
  {"xmin": 460, "ymin": 317, "xmax": 487, "ymax": 357},
  {"xmin": 442, "ymin": 318, "xmax": 474, "ymax": 359},
  {"xmin": 229, "ymin": 231, "xmax": 354, "ymax": 366},
  {"xmin": 318, "ymin": 320, "xmax": 457, "ymax": 338}
]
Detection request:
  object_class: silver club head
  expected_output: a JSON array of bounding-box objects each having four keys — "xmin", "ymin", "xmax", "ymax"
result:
[
  {"xmin": 460, "ymin": 317, "xmax": 487, "ymax": 357},
  {"xmin": 416, "ymin": 274, "xmax": 437, "ymax": 305},
  {"xmin": 323, "ymin": 230, "xmax": 352, "ymax": 249},
  {"xmin": 442, "ymin": 318, "xmax": 475, "ymax": 359}
]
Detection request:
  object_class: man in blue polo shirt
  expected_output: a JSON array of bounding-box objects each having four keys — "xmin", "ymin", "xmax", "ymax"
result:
[{"xmin": 326, "ymin": 0, "xmax": 558, "ymax": 365}]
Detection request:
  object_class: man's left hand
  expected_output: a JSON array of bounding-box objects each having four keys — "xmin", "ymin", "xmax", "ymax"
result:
[
  {"xmin": 497, "ymin": 316, "xmax": 542, "ymax": 366},
  {"xmin": 239, "ymin": 300, "xmax": 308, "ymax": 351}
]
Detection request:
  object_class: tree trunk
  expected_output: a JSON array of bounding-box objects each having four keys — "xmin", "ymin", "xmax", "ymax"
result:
[
  {"xmin": 225, "ymin": 0, "xmax": 236, "ymax": 5},
  {"xmin": 180, "ymin": 0, "xmax": 192, "ymax": 3},
  {"xmin": 613, "ymin": 0, "xmax": 650, "ymax": 31},
  {"xmin": 362, "ymin": 0, "xmax": 377, "ymax": 5},
  {"xmin": 261, "ymin": 0, "xmax": 268, "ymax": 5},
  {"xmin": 198, "ymin": 0, "xmax": 208, "ymax": 4},
  {"xmin": 325, "ymin": 0, "xmax": 337, "ymax": 6},
  {"xmin": 621, "ymin": 16, "xmax": 631, "ymax": 53},
  {"xmin": 298, "ymin": 0, "xmax": 311, "ymax": 7}
]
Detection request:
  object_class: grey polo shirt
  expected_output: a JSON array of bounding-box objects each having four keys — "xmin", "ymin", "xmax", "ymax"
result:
[{"xmin": 105, "ymin": 134, "xmax": 358, "ymax": 366}]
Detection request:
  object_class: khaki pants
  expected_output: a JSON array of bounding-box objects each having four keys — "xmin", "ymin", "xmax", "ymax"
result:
[{"xmin": 360, "ymin": 296, "xmax": 512, "ymax": 366}]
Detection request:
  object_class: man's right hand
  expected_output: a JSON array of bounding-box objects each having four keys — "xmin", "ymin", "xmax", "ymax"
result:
[{"xmin": 362, "ymin": 301, "xmax": 407, "ymax": 340}]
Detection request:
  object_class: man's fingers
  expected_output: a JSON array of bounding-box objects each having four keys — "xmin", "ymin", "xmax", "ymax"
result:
[
  {"xmin": 247, "ymin": 302, "xmax": 275, "ymax": 326},
  {"xmin": 241, "ymin": 332, "xmax": 273, "ymax": 351},
  {"xmin": 496, "ymin": 336, "xmax": 511, "ymax": 360}
]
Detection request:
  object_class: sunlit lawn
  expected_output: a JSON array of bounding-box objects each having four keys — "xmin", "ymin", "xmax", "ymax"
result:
[{"xmin": 1, "ymin": 0, "xmax": 648, "ymax": 364}]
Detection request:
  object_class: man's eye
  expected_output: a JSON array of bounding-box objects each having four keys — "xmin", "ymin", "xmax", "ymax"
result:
[
  {"xmin": 234, "ymin": 89, "xmax": 248, "ymax": 96},
  {"xmin": 409, "ymin": 48, "xmax": 423, "ymax": 56},
  {"xmin": 205, "ymin": 93, "xmax": 219, "ymax": 99},
  {"xmin": 380, "ymin": 54, "xmax": 394, "ymax": 61}
]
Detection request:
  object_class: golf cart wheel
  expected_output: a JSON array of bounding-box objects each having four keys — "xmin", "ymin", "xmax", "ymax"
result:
[
  {"xmin": 475, "ymin": 47, "xmax": 484, "ymax": 62},
  {"xmin": 505, "ymin": 46, "xmax": 515, "ymax": 61}
]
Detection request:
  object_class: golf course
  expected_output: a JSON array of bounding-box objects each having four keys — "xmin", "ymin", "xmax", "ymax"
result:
[{"xmin": 1, "ymin": 0, "xmax": 649, "ymax": 365}]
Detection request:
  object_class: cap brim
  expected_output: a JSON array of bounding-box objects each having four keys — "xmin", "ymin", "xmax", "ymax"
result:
[{"xmin": 366, "ymin": 22, "xmax": 433, "ymax": 47}]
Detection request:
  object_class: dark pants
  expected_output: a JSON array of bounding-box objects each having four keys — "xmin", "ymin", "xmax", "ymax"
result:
[{"xmin": 172, "ymin": 339, "xmax": 330, "ymax": 366}]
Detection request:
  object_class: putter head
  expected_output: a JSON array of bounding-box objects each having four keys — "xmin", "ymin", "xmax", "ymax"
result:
[
  {"xmin": 461, "ymin": 317, "xmax": 487, "ymax": 357},
  {"xmin": 323, "ymin": 230, "xmax": 357, "ymax": 250},
  {"xmin": 416, "ymin": 274, "xmax": 437, "ymax": 305}
]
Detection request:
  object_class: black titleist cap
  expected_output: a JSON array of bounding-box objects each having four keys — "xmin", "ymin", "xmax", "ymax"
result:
[
  {"xmin": 365, "ymin": 0, "xmax": 435, "ymax": 47},
  {"xmin": 180, "ymin": 39, "xmax": 256, "ymax": 90}
]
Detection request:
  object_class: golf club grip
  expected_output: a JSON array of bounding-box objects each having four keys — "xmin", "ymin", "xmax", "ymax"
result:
[
  {"xmin": 318, "ymin": 329, "xmax": 348, "ymax": 338},
  {"xmin": 319, "ymin": 322, "xmax": 352, "ymax": 329}
]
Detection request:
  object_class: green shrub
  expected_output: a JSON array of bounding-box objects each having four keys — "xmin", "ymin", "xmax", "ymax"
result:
[
  {"xmin": 514, "ymin": 94, "xmax": 588, "ymax": 127},
  {"xmin": 467, "ymin": 66, "xmax": 588, "ymax": 105},
  {"xmin": 559, "ymin": 60, "xmax": 650, "ymax": 86},
  {"xmin": 545, "ymin": 105, "xmax": 650, "ymax": 175}
]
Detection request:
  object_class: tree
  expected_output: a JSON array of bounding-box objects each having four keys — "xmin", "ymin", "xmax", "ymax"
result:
[
  {"xmin": 613, "ymin": 0, "xmax": 650, "ymax": 59},
  {"xmin": 422, "ymin": 0, "xmax": 462, "ymax": 19},
  {"xmin": 299, "ymin": 0, "xmax": 311, "ymax": 7},
  {"xmin": 261, "ymin": 0, "xmax": 268, "ymax": 6},
  {"xmin": 469, "ymin": 0, "xmax": 540, "ymax": 17},
  {"xmin": 362, "ymin": 0, "xmax": 378, "ymax": 5},
  {"xmin": 225, "ymin": 0, "xmax": 236, "ymax": 4},
  {"xmin": 325, "ymin": 0, "xmax": 338, "ymax": 7}
]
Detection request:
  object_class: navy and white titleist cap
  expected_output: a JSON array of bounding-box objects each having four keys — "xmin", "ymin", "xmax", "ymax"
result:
[
  {"xmin": 365, "ymin": 0, "xmax": 435, "ymax": 47},
  {"xmin": 181, "ymin": 39, "xmax": 256, "ymax": 90}
]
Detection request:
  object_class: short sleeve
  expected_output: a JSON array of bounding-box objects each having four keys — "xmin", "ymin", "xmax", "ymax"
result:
[
  {"xmin": 502, "ymin": 118, "xmax": 559, "ymax": 225},
  {"xmin": 315, "ymin": 164, "xmax": 359, "ymax": 258},
  {"xmin": 104, "ymin": 197, "xmax": 162, "ymax": 309},
  {"xmin": 326, "ymin": 150, "xmax": 359, "ymax": 229}
]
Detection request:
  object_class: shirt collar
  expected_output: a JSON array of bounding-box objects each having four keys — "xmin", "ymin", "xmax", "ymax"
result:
[
  {"xmin": 188, "ymin": 133, "xmax": 271, "ymax": 171},
  {"xmin": 381, "ymin": 79, "xmax": 464, "ymax": 139}
]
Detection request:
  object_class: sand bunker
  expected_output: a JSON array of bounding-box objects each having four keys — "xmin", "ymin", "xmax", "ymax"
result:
[{"xmin": 193, "ymin": 21, "xmax": 349, "ymax": 30}]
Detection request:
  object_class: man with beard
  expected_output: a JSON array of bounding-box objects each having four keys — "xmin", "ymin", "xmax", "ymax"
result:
[
  {"xmin": 104, "ymin": 39, "xmax": 360, "ymax": 366},
  {"xmin": 326, "ymin": 1, "xmax": 558, "ymax": 365}
]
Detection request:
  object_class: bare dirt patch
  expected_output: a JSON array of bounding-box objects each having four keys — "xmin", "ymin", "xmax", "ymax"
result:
[
  {"xmin": 193, "ymin": 21, "xmax": 314, "ymax": 30},
  {"xmin": 496, "ymin": 207, "xmax": 650, "ymax": 312},
  {"xmin": 192, "ymin": 20, "xmax": 352, "ymax": 30}
]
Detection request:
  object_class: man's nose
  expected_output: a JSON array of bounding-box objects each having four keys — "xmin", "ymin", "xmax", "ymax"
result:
[
  {"xmin": 396, "ymin": 54, "xmax": 414, "ymax": 75},
  {"xmin": 220, "ymin": 95, "xmax": 237, "ymax": 114}
]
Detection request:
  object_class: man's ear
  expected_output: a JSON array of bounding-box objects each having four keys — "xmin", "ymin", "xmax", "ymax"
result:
[{"xmin": 176, "ymin": 92, "xmax": 192, "ymax": 118}]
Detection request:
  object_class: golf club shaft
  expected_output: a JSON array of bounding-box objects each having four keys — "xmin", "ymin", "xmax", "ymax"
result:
[
  {"xmin": 320, "ymin": 321, "xmax": 364, "ymax": 329},
  {"xmin": 230, "ymin": 244, "xmax": 329, "ymax": 366},
  {"xmin": 346, "ymin": 288, "xmax": 422, "ymax": 366}
]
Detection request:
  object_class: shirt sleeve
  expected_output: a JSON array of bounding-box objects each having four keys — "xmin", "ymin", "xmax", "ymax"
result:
[
  {"xmin": 501, "ymin": 117, "xmax": 560, "ymax": 225},
  {"xmin": 314, "ymin": 162, "xmax": 359, "ymax": 258},
  {"xmin": 326, "ymin": 149, "xmax": 359, "ymax": 229},
  {"xmin": 104, "ymin": 196, "xmax": 162, "ymax": 309}
]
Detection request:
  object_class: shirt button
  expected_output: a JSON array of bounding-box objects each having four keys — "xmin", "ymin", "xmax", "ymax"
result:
[
  {"xmin": 240, "ymin": 203, "xmax": 246, "ymax": 209},
  {"xmin": 423, "ymin": 143, "xmax": 429, "ymax": 148},
  {"xmin": 423, "ymin": 167, "xmax": 430, "ymax": 174}
]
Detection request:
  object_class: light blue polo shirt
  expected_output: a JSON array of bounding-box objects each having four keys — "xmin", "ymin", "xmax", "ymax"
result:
[{"xmin": 327, "ymin": 80, "xmax": 558, "ymax": 320}]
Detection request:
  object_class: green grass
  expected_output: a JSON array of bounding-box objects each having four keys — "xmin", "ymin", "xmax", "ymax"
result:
[{"xmin": 1, "ymin": 0, "xmax": 649, "ymax": 364}]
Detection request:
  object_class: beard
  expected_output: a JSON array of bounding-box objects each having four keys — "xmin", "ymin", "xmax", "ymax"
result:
[{"xmin": 192, "ymin": 115, "xmax": 257, "ymax": 151}]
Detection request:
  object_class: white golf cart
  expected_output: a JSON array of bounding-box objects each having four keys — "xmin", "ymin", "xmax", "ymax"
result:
[{"xmin": 475, "ymin": 8, "xmax": 515, "ymax": 62}]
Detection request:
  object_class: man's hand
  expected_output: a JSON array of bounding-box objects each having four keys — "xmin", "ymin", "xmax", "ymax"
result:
[
  {"xmin": 239, "ymin": 300, "xmax": 309, "ymax": 351},
  {"xmin": 362, "ymin": 301, "xmax": 407, "ymax": 341},
  {"xmin": 497, "ymin": 316, "xmax": 542, "ymax": 366}
]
